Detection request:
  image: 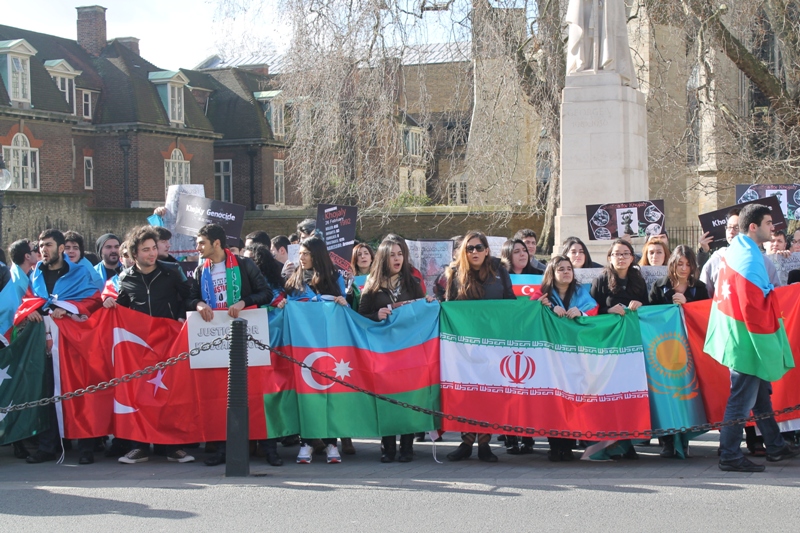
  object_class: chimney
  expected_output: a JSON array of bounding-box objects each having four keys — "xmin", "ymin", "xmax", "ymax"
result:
[
  {"xmin": 115, "ymin": 37, "xmax": 140, "ymax": 56},
  {"xmin": 77, "ymin": 5, "xmax": 107, "ymax": 56}
]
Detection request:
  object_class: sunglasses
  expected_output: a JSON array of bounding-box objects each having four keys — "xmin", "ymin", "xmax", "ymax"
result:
[{"xmin": 466, "ymin": 244, "xmax": 487, "ymax": 253}]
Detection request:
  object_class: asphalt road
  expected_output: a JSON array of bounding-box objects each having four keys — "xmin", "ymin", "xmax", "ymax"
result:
[{"xmin": 2, "ymin": 433, "xmax": 800, "ymax": 531}]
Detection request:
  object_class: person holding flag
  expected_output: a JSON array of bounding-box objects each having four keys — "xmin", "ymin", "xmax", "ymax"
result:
[
  {"xmin": 188, "ymin": 223, "xmax": 272, "ymax": 467},
  {"xmin": 63, "ymin": 230, "xmax": 104, "ymax": 291},
  {"xmin": 14, "ymin": 229, "xmax": 102, "ymax": 464},
  {"xmin": 0, "ymin": 240, "xmax": 35, "ymax": 344},
  {"xmin": 705, "ymin": 204, "xmax": 800, "ymax": 472}
]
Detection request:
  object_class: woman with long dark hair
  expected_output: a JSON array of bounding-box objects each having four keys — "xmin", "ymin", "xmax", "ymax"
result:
[
  {"xmin": 590, "ymin": 239, "xmax": 648, "ymax": 316},
  {"xmin": 278, "ymin": 236, "xmax": 347, "ymax": 305},
  {"xmin": 359, "ymin": 235, "xmax": 428, "ymax": 463},
  {"xmin": 500, "ymin": 239, "xmax": 541, "ymax": 275},
  {"xmin": 445, "ymin": 231, "xmax": 515, "ymax": 463},
  {"xmin": 588, "ymin": 239, "xmax": 648, "ymax": 460},
  {"xmin": 560, "ymin": 236, "xmax": 602, "ymax": 269},
  {"xmin": 648, "ymin": 245, "xmax": 709, "ymax": 458},
  {"xmin": 244, "ymin": 243, "xmax": 285, "ymax": 306},
  {"xmin": 531, "ymin": 256, "xmax": 598, "ymax": 461},
  {"xmin": 276, "ymin": 236, "xmax": 347, "ymax": 465}
]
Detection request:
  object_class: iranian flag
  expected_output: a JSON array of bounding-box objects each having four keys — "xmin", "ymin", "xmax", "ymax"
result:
[
  {"xmin": 264, "ymin": 300, "xmax": 440, "ymax": 438},
  {"xmin": 703, "ymin": 234, "xmax": 794, "ymax": 382},
  {"xmin": 439, "ymin": 300, "xmax": 651, "ymax": 434}
]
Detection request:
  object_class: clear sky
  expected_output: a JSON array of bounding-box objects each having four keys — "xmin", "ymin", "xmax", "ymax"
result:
[{"xmin": 3, "ymin": 0, "xmax": 289, "ymax": 71}]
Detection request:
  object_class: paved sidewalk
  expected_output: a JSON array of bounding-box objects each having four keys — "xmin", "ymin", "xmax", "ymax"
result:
[{"xmin": 2, "ymin": 431, "xmax": 799, "ymax": 487}]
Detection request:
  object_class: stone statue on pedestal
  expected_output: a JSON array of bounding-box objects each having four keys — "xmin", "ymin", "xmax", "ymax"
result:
[{"xmin": 566, "ymin": 0, "xmax": 638, "ymax": 88}]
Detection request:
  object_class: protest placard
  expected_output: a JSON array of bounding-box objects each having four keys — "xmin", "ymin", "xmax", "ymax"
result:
[
  {"xmin": 187, "ymin": 309, "xmax": 270, "ymax": 369},
  {"xmin": 164, "ymin": 184, "xmax": 205, "ymax": 254},
  {"xmin": 585, "ymin": 200, "xmax": 665, "ymax": 240},
  {"xmin": 698, "ymin": 195, "xmax": 786, "ymax": 250},
  {"xmin": 316, "ymin": 204, "xmax": 357, "ymax": 274},
  {"xmin": 736, "ymin": 183, "xmax": 800, "ymax": 220},
  {"xmin": 174, "ymin": 194, "xmax": 246, "ymax": 248},
  {"xmin": 405, "ymin": 240, "xmax": 454, "ymax": 296}
]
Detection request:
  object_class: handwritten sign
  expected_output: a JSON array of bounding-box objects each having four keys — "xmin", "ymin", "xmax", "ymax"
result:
[{"xmin": 187, "ymin": 309, "xmax": 270, "ymax": 369}]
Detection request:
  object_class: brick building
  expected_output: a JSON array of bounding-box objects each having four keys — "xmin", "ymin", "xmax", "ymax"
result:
[{"xmin": 0, "ymin": 3, "xmax": 290, "ymax": 236}]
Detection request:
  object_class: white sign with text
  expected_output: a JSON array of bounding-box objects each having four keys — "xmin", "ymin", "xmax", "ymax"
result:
[{"xmin": 187, "ymin": 309, "xmax": 271, "ymax": 369}]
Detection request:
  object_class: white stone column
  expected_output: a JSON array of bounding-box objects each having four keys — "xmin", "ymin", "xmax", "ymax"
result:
[{"xmin": 555, "ymin": 72, "xmax": 648, "ymax": 256}]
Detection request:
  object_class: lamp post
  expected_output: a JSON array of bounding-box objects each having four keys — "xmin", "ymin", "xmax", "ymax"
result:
[{"xmin": 0, "ymin": 156, "xmax": 17, "ymax": 249}]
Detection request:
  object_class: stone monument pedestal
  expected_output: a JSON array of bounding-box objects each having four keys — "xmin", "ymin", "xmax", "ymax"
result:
[{"xmin": 555, "ymin": 72, "xmax": 648, "ymax": 258}]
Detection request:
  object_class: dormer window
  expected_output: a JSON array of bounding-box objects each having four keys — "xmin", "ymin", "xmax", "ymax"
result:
[
  {"xmin": 44, "ymin": 59, "xmax": 83, "ymax": 115},
  {"xmin": 0, "ymin": 39, "xmax": 38, "ymax": 106},
  {"xmin": 149, "ymin": 70, "xmax": 189, "ymax": 126},
  {"xmin": 254, "ymin": 90, "xmax": 285, "ymax": 140}
]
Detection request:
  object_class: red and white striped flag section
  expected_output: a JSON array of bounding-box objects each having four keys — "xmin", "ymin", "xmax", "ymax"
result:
[{"xmin": 439, "ymin": 300, "xmax": 651, "ymax": 435}]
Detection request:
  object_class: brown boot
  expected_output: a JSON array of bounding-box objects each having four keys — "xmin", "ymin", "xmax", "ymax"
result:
[{"xmin": 341, "ymin": 438, "xmax": 356, "ymax": 455}]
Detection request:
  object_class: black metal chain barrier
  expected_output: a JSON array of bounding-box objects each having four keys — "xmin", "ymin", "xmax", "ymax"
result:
[
  {"xmin": 251, "ymin": 337, "xmax": 800, "ymax": 440},
  {"xmin": 4, "ymin": 331, "xmax": 800, "ymax": 441},
  {"xmin": 0, "ymin": 336, "xmax": 229, "ymax": 415}
]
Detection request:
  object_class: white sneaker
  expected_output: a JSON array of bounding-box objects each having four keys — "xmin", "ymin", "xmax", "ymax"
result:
[
  {"xmin": 118, "ymin": 448, "xmax": 149, "ymax": 464},
  {"xmin": 296, "ymin": 444, "xmax": 313, "ymax": 464},
  {"xmin": 326, "ymin": 444, "xmax": 341, "ymax": 464}
]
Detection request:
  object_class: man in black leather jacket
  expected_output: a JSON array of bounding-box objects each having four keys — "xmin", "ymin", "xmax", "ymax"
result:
[{"xmin": 115, "ymin": 227, "xmax": 193, "ymax": 320}]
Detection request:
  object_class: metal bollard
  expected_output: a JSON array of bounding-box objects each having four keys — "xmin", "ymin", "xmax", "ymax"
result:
[{"xmin": 226, "ymin": 318, "xmax": 249, "ymax": 477}]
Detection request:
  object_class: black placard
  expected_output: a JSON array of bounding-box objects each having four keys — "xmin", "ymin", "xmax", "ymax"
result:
[
  {"xmin": 736, "ymin": 184, "xmax": 800, "ymax": 221},
  {"xmin": 316, "ymin": 204, "xmax": 358, "ymax": 273},
  {"xmin": 174, "ymin": 194, "xmax": 246, "ymax": 248},
  {"xmin": 698, "ymin": 195, "xmax": 787, "ymax": 250},
  {"xmin": 585, "ymin": 200, "xmax": 665, "ymax": 240}
]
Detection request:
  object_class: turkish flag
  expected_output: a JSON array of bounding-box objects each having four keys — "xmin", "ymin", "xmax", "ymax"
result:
[{"xmin": 110, "ymin": 306, "xmax": 204, "ymax": 444}]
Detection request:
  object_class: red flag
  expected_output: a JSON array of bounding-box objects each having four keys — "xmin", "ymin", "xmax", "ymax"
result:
[{"xmin": 684, "ymin": 284, "xmax": 800, "ymax": 425}]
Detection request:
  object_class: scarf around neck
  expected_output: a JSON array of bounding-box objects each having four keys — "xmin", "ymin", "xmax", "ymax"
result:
[{"xmin": 201, "ymin": 249, "xmax": 241, "ymax": 309}]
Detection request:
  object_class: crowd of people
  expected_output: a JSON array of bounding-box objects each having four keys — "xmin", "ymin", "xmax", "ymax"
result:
[{"xmin": 2, "ymin": 207, "xmax": 799, "ymax": 472}]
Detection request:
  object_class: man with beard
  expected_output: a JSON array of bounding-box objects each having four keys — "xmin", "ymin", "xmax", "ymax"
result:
[
  {"xmin": 15, "ymin": 229, "xmax": 102, "ymax": 465},
  {"xmin": 95, "ymin": 234, "xmax": 122, "ymax": 282}
]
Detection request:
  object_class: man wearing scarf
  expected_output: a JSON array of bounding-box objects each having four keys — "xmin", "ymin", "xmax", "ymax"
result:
[
  {"xmin": 187, "ymin": 223, "xmax": 272, "ymax": 466},
  {"xmin": 14, "ymin": 229, "xmax": 102, "ymax": 465},
  {"xmin": 705, "ymin": 204, "xmax": 800, "ymax": 472}
]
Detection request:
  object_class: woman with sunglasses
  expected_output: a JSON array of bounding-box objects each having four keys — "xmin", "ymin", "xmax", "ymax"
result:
[
  {"xmin": 359, "ymin": 235, "xmax": 431, "ymax": 463},
  {"xmin": 444, "ymin": 231, "xmax": 515, "ymax": 463},
  {"xmin": 531, "ymin": 255, "xmax": 598, "ymax": 460},
  {"xmin": 276, "ymin": 236, "xmax": 348, "ymax": 465}
]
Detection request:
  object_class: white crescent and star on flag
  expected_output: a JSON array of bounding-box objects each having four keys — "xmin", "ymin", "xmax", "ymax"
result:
[
  {"xmin": 111, "ymin": 328, "xmax": 158, "ymax": 414},
  {"xmin": 301, "ymin": 351, "xmax": 352, "ymax": 390}
]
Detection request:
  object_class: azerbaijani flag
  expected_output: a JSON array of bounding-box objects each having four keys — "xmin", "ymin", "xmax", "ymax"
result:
[
  {"xmin": 509, "ymin": 274, "xmax": 542, "ymax": 299},
  {"xmin": 263, "ymin": 300, "xmax": 441, "ymax": 438},
  {"xmin": 703, "ymin": 234, "xmax": 794, "ymax": 382},
  {"xmin": 439, "ymin": 299, "xmax": 651, "ymax": 434}
]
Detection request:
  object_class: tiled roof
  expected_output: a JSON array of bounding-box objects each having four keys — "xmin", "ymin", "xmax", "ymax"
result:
[
  {"xmin": 182, "ymin": 67, "xmax": 274, "ymax": 141},
  {"xmin": 196, "ymin": 42, "xmax": 471, "ymax": 73}
]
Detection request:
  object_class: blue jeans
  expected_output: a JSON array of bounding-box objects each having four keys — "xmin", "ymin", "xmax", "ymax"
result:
[{"xmin": 719, "ymin": 370, "xmax": 785, "ymax": 461}]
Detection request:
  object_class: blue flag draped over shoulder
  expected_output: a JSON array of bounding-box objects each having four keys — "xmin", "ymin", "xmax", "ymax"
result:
[
  {"xmin": 639, "ymin": 305, "xmax": 708, "ymax": 458},
  {"xmin": 30, "ymin": 255, "xmax": 100, "ymax": 305},
  {"xmin": 0, "ymin": 264, "xmax": 30, "ymax": 343}
]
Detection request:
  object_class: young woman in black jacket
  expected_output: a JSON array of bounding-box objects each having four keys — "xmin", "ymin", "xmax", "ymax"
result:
[
  {"xmin": 359, "ymin": 235, "xmax": 427, "ymax": 462},
  {"xmin": 444, "ymin": 231, "xmax": 515, "ymax": 463},
  {"xmin": 590, "ymin": 239, "xmax": 648, "ymax": 316},
  {"xmin": 648, "ymin": 245, "xmax": 709, "ymax": 306}
]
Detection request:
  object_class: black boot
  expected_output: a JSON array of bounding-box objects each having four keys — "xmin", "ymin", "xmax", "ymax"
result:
[
  {"xmin": 264, "ymin": 439, "xmax": 283, "ymax": 467},
  {"xmin": 660, "ymin": 435, "xmax": 675, "ymax": 458},
  {"xmin": 398, "ymin": 434, "xmax": 414, "ymax": 463},
  {"xmin": 447, "ymin": 442, "xmax": 473, "ymax": 461},
  {"xmin": 381, "ymin": 436, "xmax": 397, "ymax": 463},
  {"xmin": 478, "ymin": 443, "xmax": 498, "ymax": 463},
  {"xmin": 505, "ymin": 435, "xmax": 521, "ymax": 455}
]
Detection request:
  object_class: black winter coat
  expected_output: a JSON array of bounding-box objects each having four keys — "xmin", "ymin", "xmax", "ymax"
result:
[
  {"xmin": 117, "ymin": 261, "xmax": 193, "ymax": 319},
  {"xmin": 189, "ymin": 256, "xmax": 272, "ymax": 309}
]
